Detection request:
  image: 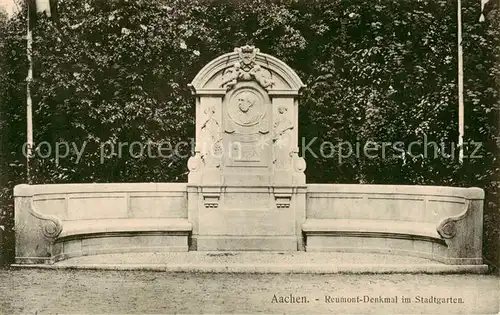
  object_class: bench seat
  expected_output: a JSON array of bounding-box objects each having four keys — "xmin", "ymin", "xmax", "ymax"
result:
[
  {"xmin": 302, "ymin": 219, "xmax": 442, "ymax": 241},
  {"xmin": 51, "ymin": 218, "xmax": 192, "ymax": 262},
  {"xmin": 302, "ymin": 218, "xmax": 450, "ymax": 263},
  {"xmin": 58, "ymin": 218, "xmax": 192, "ymax": 239}
]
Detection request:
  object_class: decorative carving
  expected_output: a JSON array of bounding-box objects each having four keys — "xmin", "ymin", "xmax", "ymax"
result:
[
  {"xmin": 202, "ymin": 188, "xmax": 222, "ymax": 209},
  {"xmin": 224, "ymin": 122, "xmax": 235, "ymax": 134},
  {"xmin": 439, "ymin": 222, "xmax": 457, "ymax": 239},
  {"xmin": 187, "ymin": 153, "xmax": 202, "ymax": 171},
  {"xmin": 204, "ymin": 196, "xmax": 219, "ymax": 208},
  {"xmin": 220, "ymin": 63, "xmax": 240, "ymax": 91},
  {"xmin": 234, "ymin": 145, "xmax": 260, "ymax": 162},
  {"xmin": 250, "ymin": 65, "xmax": 274, "ymax": 88},
  {"xmin": 273, "ymin": 188, "xmax": 292, "ymax": 209},
  {"xmin": 228, "ymin": 89, "xmax": 265, "ymax": 126},
  {"xmin": 276, "ymin": 197, "xmax": 291, "ymax": 209},
  {"xmin": 437, "ymin": 200, "xmax": 470, "ymax": 239},
  {"xmin": 238, "ymin": 45, "xmax": 258, "ymax": 71},
  {"xmin": 272, "ymin": 106, "xmax": 294, "ymax": 166},
  {"xmin": 201, "ymin": 106, "xmax": 220, "ymax": 142},
  {"xmin": 259, "ymin": 117, "xmax": 270, "ymax": 134},
  {"xmin": 220, "ymin": 45, "xmax": 275, "ymax": 91},
  {"xmin": 273, "ymin": 106, "xmax": 294, "ymax": 140},
  {"xmin": 200, "ymin": 106, "xmax": 222, "ymax": 168},
  {"xmin": 291, "ymin": 152, "xmax": 307, "ymax": 172},
  {"xmin": 29, "ymin": 199, "xmax": 63, "ymax": 239}
]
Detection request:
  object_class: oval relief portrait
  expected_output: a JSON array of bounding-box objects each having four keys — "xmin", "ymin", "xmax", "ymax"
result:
[{"xmin": 227, "ymin": 88, "xmax": 265, "ymax": 126}]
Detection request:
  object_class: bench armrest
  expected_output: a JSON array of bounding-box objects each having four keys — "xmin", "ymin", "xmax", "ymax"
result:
[
  {"xmin": 436, "ymin": 199, "xmax": 483, "ymax": 264},
  {"xmin": 15, "ymin": 192, "xmax": 63, "ymax": 264}
]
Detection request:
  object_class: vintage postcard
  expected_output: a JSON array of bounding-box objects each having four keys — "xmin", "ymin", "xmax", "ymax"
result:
[{"xmin": 0, "ymin": 0, "xmax": 499, "ymax": 314}]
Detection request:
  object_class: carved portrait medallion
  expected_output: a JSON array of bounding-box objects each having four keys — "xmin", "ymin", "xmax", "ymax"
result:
[{"xmin": 227, "ymin": 88, "xmax": 265, "ymax": 126}]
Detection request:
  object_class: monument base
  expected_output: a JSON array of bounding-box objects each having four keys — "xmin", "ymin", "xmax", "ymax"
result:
[
  {"xmin": 196, "ymin": 236, "xmax": 297, "ymax": 251},
  {"xmin": 11, "ymin": 252, "xmax": 490, "ymax": 275},
  {"xmin": 188, "ymin": 186, "xmax": 307, "ymax": 252}
]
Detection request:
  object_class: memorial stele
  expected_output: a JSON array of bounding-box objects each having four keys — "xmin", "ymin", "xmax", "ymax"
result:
[{"xmin": 186, "ymin": 45, "xmax": 308, "ymax": 251}]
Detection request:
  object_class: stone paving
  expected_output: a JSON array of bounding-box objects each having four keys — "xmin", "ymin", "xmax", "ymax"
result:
[
  {"xmin": 59, "ymin": 251, "xmax": 438, "ymax": 265},
  {"xmin": 28, "ymin": 252, "xmax": 488, "ymax": 274}
]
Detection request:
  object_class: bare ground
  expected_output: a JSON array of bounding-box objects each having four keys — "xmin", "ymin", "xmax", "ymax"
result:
[{"xmin": 0, "ymin": 268, "xmax": 498, "ymax": 314}]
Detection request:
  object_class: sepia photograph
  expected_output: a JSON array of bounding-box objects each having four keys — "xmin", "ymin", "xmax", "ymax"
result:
[{"xmin": 0, "ymin": 0, "xmax": 499, "ymax": 314}]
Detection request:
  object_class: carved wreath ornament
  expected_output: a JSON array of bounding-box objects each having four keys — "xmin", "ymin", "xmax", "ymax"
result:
[{"xmin": 220, "ymin": 46, "xmax": 275, "ymax": 91}]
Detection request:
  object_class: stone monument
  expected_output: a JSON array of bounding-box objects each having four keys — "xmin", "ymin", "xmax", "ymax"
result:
[
  {"xmin": 186, "ymin": 45, "xmax": 307, "ymax": 251},
  {"xmin": 13, "ymin": 46, "xmax": 485, "ymax": 268}
]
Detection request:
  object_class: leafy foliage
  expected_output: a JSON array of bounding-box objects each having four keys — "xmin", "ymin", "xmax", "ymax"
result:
[{"xmin": 1, "ymin": 0, "xmax": 498, "ymax": 267}]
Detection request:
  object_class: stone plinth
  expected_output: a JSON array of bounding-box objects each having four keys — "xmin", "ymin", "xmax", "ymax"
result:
[{"xmin": 188, "ymin": 186, "xmax": 306, "ymax": 251}]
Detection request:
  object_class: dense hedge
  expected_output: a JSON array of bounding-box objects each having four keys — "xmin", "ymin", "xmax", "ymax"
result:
[{"xmin": 1, "ymin": 0, "xmax": 498, "ymax": 267}]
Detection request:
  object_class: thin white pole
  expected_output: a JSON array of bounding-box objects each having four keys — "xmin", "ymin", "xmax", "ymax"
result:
[
  {"xmin": 457, "ymin": 0, "xmax": 464, "ymax": 164},
  {"xmin": 26, "ymin": 4, "xmax": 33, "ymax": 183},
  {"xmin": 479, "ymin": 0, "xmax": 490, "ymax": 22}
]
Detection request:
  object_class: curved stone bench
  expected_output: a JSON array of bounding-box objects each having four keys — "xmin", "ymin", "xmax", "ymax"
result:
[
  {"xmin": 14, "ymin": 182, "xmax": 485, "ymax": 266},
  {"xmin": 303, "ymin": 219, "xmax": 444, "ymax": 242},
  {"xmin": 302, "ymin": 184, "xmax": 484, "ymax": 265},
  {"xmin": 53, "ymin": 218, "xmax": 192, "ymax": 262},
  {"xmin": 14, "ymin": 183, "xmax": 191, "ymax": 264}
]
